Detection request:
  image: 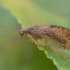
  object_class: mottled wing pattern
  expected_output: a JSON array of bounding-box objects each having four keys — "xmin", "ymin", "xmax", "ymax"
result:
[
  {"xmin": 45, "ymin": 26, "xmax": 70, "ymax": 49},
  {"xmin": 28, "ymin": 25, "xmax": 70, "ymax": 49}
]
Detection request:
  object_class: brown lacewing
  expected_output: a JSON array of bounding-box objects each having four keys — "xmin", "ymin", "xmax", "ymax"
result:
[{"xmin": 0, "ymin": 24, "xmax": 70, "ymax": 49}]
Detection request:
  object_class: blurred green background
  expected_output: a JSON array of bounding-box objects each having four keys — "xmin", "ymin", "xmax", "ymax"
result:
[{"xmin": 0, "ymin": 0, "xmax": 70, "ymax": 70}]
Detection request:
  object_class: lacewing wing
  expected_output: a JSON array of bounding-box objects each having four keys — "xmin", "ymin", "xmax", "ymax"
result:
[{"xmin": 18, "ymin": 25, "xmax": 70, "ymax": 49}]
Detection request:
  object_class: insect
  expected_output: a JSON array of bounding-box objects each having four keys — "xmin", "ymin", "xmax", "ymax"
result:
[{"xmin": 0, "ymin": 25, "xmax": 70, "ymax": 49}]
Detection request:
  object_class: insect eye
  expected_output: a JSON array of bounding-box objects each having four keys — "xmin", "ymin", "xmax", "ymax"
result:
[{"xmin": 20, "ymin": 34, "xmax": 24, "ymax": 38}]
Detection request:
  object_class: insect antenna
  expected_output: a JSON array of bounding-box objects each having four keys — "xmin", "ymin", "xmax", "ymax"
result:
[
  {"xmin": 0, "ymin": 24, "xmax": 18, "ymax": 31},
  {"xmin": 0, "ymin": 24, "xmax": 24, "ymax": 38},
  {"xmin": 0, "ymin": 32, "xmax": 18, "ymax": 38}
]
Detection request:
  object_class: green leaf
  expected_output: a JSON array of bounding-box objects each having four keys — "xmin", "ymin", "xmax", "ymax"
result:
[
  {"xmin": 1, "ymin": 0, "xmax": 70, "ymax": 70},
  {"xmin": 1, "ymin": 0, "xmax": 70, "ymax": 27},
  {"xmin": 38, "ymin": 46, "xmax": 70, "ymax": 70}
]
